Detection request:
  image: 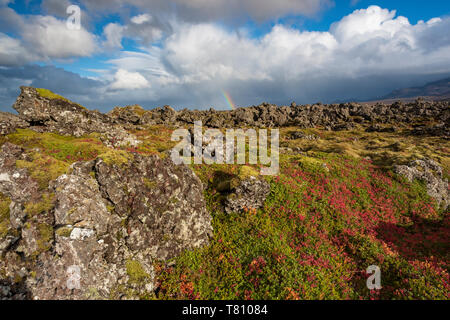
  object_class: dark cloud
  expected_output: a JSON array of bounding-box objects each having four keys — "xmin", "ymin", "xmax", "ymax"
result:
[
  {"xmin": 124, "ymin": 14, "xmax": 172, "ymax": 45},
  {"xmin": 0, "ymin": 7, "xmax": 25, "ymax": 34},
  {"xmin": 79, "ymin": 0, "xmax": 332, "ymax": 23},
  {"xmin": 0, "ymin": 64, "xmax": 104, "ymax": 112},
  {"xmin": 41, "ymin": 0, "xmax": 72, "ymax": 17}
]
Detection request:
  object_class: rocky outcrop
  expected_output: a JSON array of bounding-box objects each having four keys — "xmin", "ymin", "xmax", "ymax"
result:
[
  {"xmin": 0, "ymin": 112, "xmax": 29, "ymax": 135},
  {"xmin": 288, "ymin": 131, "xmax": 319, "ymax": 141},
  {"xmin": 3, "ymin": 87, "xmax": 449, "ymax": 138},
  {"xmin": 0, "ymin": 143, "xmax": 212, "ymax": 300},
  {"xmin": 225, "ymin": 177, "xmax": 271, "ymax": 214},
  {"xmin": 0, "ymin": 143, "xmax": 42, "ymax": 255},
  {"xmin": 108, "ymin": 99, "xmax": 449, "ymax": 134},
  {"xmin": 411, "ymin": 123, "xmax": 449, "ymax": 140},
  {"xmin": 395, "ymin": 159, "xmax": 449, "ymax": 210},
  {"xmin": 94, "ymin": 154, "xmax": 213, "ymax": 261},
  {"xmin": 12, "ymin": 86, "xmax": 139, "ymax": 148},
  {"xmin": 365, "ymin": 124, "xmax": 397, "ymax": 133}
]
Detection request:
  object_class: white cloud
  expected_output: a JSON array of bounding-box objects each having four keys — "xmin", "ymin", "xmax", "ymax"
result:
[
  {"xmin": 159, "ymin": 6, "xmax": 450, "ymax": 82},
  {"xmin": 110, "ymin": 68, "xmax": 150, "ymax": 90},
  {"xmin": 0, "ymin": 33, "xmax": 37, "ymax": 66},
  {"xmin": 330, "ymin": 6, "xmax": 410, "ymax": 44},
  {"xmin": 0, "ymin": 7, "xmax": 98, "ymax": 64},
  {"xmin": 103, "ymin": 23, "xmax": 125, "ymax": 49},
  {"xmin": 131, "ymin": 14, "xmax": 152, "ymax": 24},
  {"xmin": 107, "ymin": 50, "xmax": 170, "ymax": 76},
  {"xmin": 102, "ymin": 5, "xmax": 450, "ymax": 108},
  {"xmin": 21, "ymin": 15, "xmax": 97, "ymax": 59},
  {"xmin": 101, "ymin": 13, "xmax": 166, "ymax": 49},
  {"xmin": 2, "ymin": 4, "xmax": 450, "ymax": 110}
]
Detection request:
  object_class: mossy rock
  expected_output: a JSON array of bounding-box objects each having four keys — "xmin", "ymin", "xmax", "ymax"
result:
[
  {"xmin": 214, "ymin": 165, "xmax": 260, "ymax": 193},
  {"xmin": 126, "ymin": 259, "xmax": 150, "ymax": 283},
  {"xmin": 55, "ymin": 226, "xmax": 73, "ymax": 238},
  {"xmin": 36, "ymin": 88, "xmax": 86, "ymax": 109},
  {"xmin": 0, "ymin": 193, "xmax": 11, "ymax": 238},
  {"xmin": 36, "ymin": 223, "xmax": 54, "ymax": 252},
  {"xmin": 98, "ymin": 149, "xmax": 134, "ymax": 167},
  {"xmin": 143, "ymin": 177, "xmax": 157, "ymax": 189},
  {"xmin": 6, "ymin": 129, "xmax": 108, "ymax": 164},
  {"xmin": 16, "ymin": 152, "xmax": 69, "ymax": 190},
  {"xmin": 24, "ymin": 193, "xmax": 55, "ymax": 217},
  {"xmin": 237, "ymin": 165, "xmax": 260, "ymax": 180},
  {"xmin": 126, "ymin": 105, "xmax": 147, "ymax": 116},
  {"xmin": 216, "ymin": 178, "xmax": 239, "ymax": 193}
]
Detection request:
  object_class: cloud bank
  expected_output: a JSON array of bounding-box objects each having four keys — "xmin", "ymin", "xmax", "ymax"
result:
[
  {"xmin": 1, "ymin": 4, "xmax": 450, "ymax": 112},
  {"xmin": 79, "ymin": 0, "xmax": 332, "ymax": 22}
]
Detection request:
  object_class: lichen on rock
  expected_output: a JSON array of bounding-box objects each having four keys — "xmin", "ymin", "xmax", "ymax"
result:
[
  {"xmin": 395, "ymin": 158, "xmax": 449, "ymax": 210},
  {"xmin": 225, "ymin": 176, "xmax": 271, "ymax": 214},
  {"xmin": 0, "ymin": 138, "xmax": 213, "ymax": 299},
  {"xmin": 12, "ymin": 86, "xmax": 140, "ymax": 148}
]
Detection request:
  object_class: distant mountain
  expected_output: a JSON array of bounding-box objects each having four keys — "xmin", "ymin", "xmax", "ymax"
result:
[
  {"xmin": 383, "ymin": 78, "xmax": 450, "ymax": 100},
  {"xmin": 363, "ymin": 78, "xmax": 450, "ymax": 104}
]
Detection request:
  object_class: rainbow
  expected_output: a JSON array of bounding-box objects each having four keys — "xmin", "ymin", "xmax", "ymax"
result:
[{"xmin": 222, "ymin": 90, "xmax": 236, "ymax": 110}]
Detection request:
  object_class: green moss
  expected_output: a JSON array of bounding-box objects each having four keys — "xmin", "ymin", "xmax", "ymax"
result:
[
  {"xmin": 0, "ymin": 193, "xmax": 11, "ymax": 238},
  {"xmin": 280, "ymin": 126, "xmax": 449, "ymax": 173},
  {"xmin": 211, "ymin": 165, "xmax": 260, "ymax": 193},
  {"xmin": 55, "ymin": 226, "xmax": 73, "ymax": 238},
  {"xmin": 24, "ymin": 193, "xmax": 55, "ymax": 217},
  {"xmin": 169, "ymin": 196, "xmax": 179, "ymax": 204},
  {"xmin": 36, "ymin": 223, "xmax": 53, "ymax": 252},
  {"xmin": 0, "ymin": 136, "xmax": 6, "ymax": 148},
  {"xmin": 7, "ymin": 129, "xmax": 107, "ymax": 164},
  {"xmin": 98, "ymin": 149, "xmax": 133, "ymax": 167},
  {"xmin": 126, "ymin": 259, "xmax": 149, "ymax": 283},
  {"xmin": 130, "ymin": 125, "xmax": 177, "ymax": 156},
  {"xmin": 85, "ymin": 287, "xmax": 102, "ymax": 299},
  {"xmin": 143, "ymin": 177, "xmax": 156, "ymax": 189},
  {"xmin": 126, "ymin": 105, "xmax": 147, "ymax": 116},
  {"xmin": 36, "ymin": 88, "xmax": 86, "ymax": 109},
  {"xmin": 238, "ymin": 165, "xmax": 260, "ymax": 180},
  {"xmin": 36, "ymin": 88, "xmax": 70, "ymax": 102},
  {"xmin": 14, "ymin": 274, "xmax": 23, "ymax": 284},
  {"xmin": 216, "ymin": 177, "xmax": 240, "ymax": 192},
  {"xmin": 16, "ymin": 152, "xmax": 69, "ymax": 190}
]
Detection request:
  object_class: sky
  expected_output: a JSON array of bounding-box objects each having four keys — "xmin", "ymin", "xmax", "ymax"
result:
[{"xmin": 0, "ymin": 0, "xmax": 449, "ymax": 112}]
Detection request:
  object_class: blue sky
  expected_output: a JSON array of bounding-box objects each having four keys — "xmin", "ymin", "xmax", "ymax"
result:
[
  {"xmin": 309, "ymin": 0, "xmax": 450, "ymax": 28},
  {"xmin": 0, "ymin": 0, "xmax": 449, "ymax": 112}
]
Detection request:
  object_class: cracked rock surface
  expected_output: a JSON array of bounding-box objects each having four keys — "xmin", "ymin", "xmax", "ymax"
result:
[
  {"xmin": 0, "ymin": 143, "xmax": 212, "ymax": 300},
  {"xmin": 12, "ymin": 86, "xmax": 139, "ymax": 148},
  {"xmin": 225, "ymin": 177, "xmax": 271, "ymax": 214},
  {"xmin": 395, "ymin": 158, "xmax": 449, "ymax": 210}
]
